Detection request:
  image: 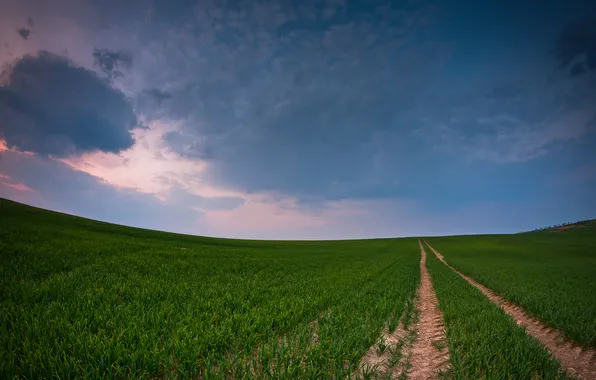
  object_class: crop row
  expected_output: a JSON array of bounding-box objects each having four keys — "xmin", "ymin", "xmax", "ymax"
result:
[
  {"xmin": 424, "ymin": 244, "xmax": 568, "ymax": 379},
  {"xmin": 208, "ymin": 255, "xmax": 420, "ymax": 379},
  {"xmin": 427, "ymin": 232, "xmax": 596, "ymax": 349}
]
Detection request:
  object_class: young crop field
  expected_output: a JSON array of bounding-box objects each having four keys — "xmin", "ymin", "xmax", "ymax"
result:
[
  {"xmin": 0, "ymin": 199, "xmax": 420, "ymax": 378},
  {"xmin": 426, "ymin": 230, "xmax": 596, "ymax": 350},
  {"xmin": 424, "ymin": 244, "xmax": 568, "ymax": 379},
  {"xmin": 1, "ymin": 197, "xmax": 595, "ymax": 379}
]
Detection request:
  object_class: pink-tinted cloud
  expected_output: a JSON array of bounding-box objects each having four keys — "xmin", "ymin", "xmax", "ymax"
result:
[
  {"xmin": 0, "ymin": 147, "xmax": 205, "ymax": 234},
  {"xmin": 0, "ymin": 138, "xmax": 37, "ymax": 156},
  {"xmin": 203, "ymin": 197, "xmax": 328, "ymax": 232},
  {"xmin": 195, "ymin": 192, "xmax": 596, "ymax": 240},
  {"xmin": 0, "ymin": 172, "xmax": 38, "ymax": 205},
  {"xmin": 59, "ymin": 121, "xmax": 210, "ymax": 195},
  {"xmin": 4, "ymin": 182, "xmax": 36, "ymax": 192},
  {"xmin": 0, "ymin": 172, "xmax": 36, "ymax": 193},
  {"xmin": 197, "ymin": 197, "xmax": 423, "ymax": 240}
]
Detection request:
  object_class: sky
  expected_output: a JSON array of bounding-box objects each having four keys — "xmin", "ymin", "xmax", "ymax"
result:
[{"xmin": 0, "ymin": 0, "xmax": 595, "ymax": 240}]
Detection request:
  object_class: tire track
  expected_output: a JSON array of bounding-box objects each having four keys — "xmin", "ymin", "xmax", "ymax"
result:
[
  {"xmin": 424, "ymin": 241, "xmax": 596, "ymax": 380},
  {"xmin": 405, "ymin": 241, "xmax": 450, "ymax": 380}
]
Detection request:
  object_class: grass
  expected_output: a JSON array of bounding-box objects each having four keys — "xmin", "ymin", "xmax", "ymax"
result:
[
  {"xmin": 2, "ymin": 197, "xmax": 595, "ymax": 378},
  {"xmin": 388, "ymin": 343, "xmax": 403, "ymax": 368},
  {"xmin": 0, "ymin": 198, "xmax": 419, "ymax": 378},
  {"xmin": 376, "ymin": 338, "xmax": 388, "ymax": 356},
  {"xmin": 426, "ymin": 228, "xmax": 596, "ymax": 349},
  {"xmin": 425, "ymin": 248, "xmax": 570, "ymax": 379}
]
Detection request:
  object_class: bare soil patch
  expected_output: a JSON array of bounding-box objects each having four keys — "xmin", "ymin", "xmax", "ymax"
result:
[
  {"xmin": 405, "ymin": 241, "xmax": 450, "ymax": 380},
  {"xmin": 358, "ymin": 316, "xmax": 410, "ymax": 378},
  {"xmin": 424, "ymin": 241, "xmax": 596, "ymax": 380}
]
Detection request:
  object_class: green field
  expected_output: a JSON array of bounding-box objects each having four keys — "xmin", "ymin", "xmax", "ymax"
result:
[
  {"xmin": 1, "ymin": 198, "xmax": 595, "ymax": 379},
  {"xmin": 0, "ymin": 199, "xmax": 420, "ymax": 378},
  {"xmin": 425, "ymin": 248, "xmax": 567, "ymax": 379},
  {"xmin": 426, "ymin": 230, "xmax": 596, "ymax": 349}
]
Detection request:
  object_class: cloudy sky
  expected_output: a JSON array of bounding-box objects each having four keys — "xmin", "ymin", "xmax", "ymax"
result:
[{"xmin": 1, "ymin": 0, "xmax": 595, "ymax": 239}]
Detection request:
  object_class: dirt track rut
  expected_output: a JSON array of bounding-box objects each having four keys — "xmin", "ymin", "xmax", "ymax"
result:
[
  {"xmin": 406, "ymin": 241, "xmax": 450, "ymax": 380},
  {"xmin": 424, "ymin": 241, "xmax": 596, "ymax": 380}
]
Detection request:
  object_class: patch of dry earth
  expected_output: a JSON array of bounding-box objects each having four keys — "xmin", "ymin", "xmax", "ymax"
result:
[{"xmin": 405, "ymin": 241, "xmax": 450, "ymax": 380}]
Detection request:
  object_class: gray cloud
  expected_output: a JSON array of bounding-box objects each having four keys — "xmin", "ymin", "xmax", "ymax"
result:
[
  {"xmin": 16, "ymin": 28, "xmax": 30, "ymax": 40},
  {"xmin": 416, "ymin": 68, "xmax": 596, "ymax": 163},
  {"xmin": 145, "ymin": 1, "xmax": 442, "ymax": 200},
  {"xmin": 413, "ymin": 15, "xmax": 596, "ymax": 165},
  {"xmin": 92, "ymin": 48, "xmax": 133, "ymax": 78},
  {"xmin": 0, "ymin": 51, "xmax": 138, "ymax": 157},
  {"xmin": 14, "ymin": 0, "xmax": 589, "ymax": 204},
  {"xmin": 553, "ymin": 17, "xmax": 596, "ymax": 73},
  {"xmin": 144, "ymin": 88, "xmax": 172, "ymax": 105},
  {"xmin": 570, "ymin": 62, "xmax": 587, "ymax": 77}
]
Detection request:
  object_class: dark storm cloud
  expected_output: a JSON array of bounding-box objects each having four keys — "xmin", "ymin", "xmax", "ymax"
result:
[
  {"xmin": 72, "ymin": 0, "xmax": 595, "ymax": 206},
  {"xmin": 570, "ymin": 62, "xmax": 587, "ymax": 77},
  {"xmin": 150, "ymin": 0, "xmax": 443, "ymax": 200},
  {"xmin": 553, "ymin": 16, "xmax": 596, "ymax": 75},
  {"xmin": 415, "ymin": 67, "xmax": 596, "ymax": 164},
  {"xmin": 0, "ymin": 51, "xmax": 138, "ymax": 157},
  {"xmin": 92, "ymin": 48, "xmax": 133, "ymax": 78},
  {"xmin": 16, "ymin": 28, "xmax": 30, "ymax": 40}
]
